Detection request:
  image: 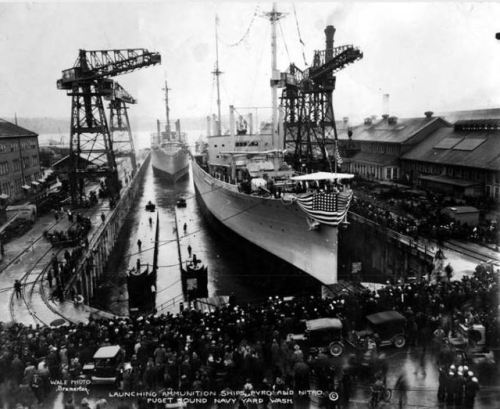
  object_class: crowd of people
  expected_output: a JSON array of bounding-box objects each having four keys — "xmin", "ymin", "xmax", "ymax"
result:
[
  {"xmin": 0, "ymin": 261, "xmax": 497, "ymax": 408},
  {"xmin": 48, "ymin": 244, "xmax": 86, "ymax": 304},
  {"xmin": 44, "ymin": 213, "xmax": 92, "ymax": 248},
  {"xmin": 350, "ymin": 196, "xmax": 498, "ymax": 246}
]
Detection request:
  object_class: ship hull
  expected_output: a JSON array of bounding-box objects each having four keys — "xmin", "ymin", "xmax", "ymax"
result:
[
  {"xmin": 151, "ymin": 148, "xmax": 189, "ymax": 183},
  {"xmin": 192, "ymin": 160, "xmax": 340, "ymax": 285}
]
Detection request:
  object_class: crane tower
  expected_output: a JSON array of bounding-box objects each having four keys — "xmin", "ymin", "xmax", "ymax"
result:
[
  {"xmin": 280, "ymin": 26, "xmax": 362, "ymax": 171},
  {"xmin": 57, "ymin": 49, "xmax": 161, "ymax": 205}
]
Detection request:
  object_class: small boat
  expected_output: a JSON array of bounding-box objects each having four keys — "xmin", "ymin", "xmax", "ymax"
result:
[
  {"xmin": 176, "ymin": 198, "xmax": 187, "ymax": 208},
  {"xmin": 145, "ymin": 201, "xmax": 156, "ymax": 212}
]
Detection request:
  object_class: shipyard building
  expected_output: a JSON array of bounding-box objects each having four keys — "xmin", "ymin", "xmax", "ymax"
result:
[
  {"xmin": 339, "ymin": 109, "xmax": 500, "ymax": 202},
  {"xmin": 0, "ymin": 119, "xmax": 42, "ymax": 203}
]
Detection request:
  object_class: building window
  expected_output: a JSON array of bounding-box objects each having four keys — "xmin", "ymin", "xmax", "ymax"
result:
[
  {"xmin": 386, "ymin": 168, "xmax": 391, "ymax": 179},
  {"xmin": 0, "ymin": 161, "xmax": 9, "ymax": 175}
]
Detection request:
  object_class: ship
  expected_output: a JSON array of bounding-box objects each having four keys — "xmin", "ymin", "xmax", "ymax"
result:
[
  {"xmin": 151, "ymin": 80, "xmax": 189, "ymax": 182},
  {"xmin": 191, "ymin": 6, "xmax": 356, "ymax": 286}
]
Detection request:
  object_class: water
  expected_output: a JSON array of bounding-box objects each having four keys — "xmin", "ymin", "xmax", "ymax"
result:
[{"xmin": 102, "ymin": 160, "xmax": 320, "ymax": 315}]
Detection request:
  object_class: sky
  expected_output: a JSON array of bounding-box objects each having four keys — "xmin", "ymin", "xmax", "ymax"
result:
[{"xmin": 1, "ymin": 0, "xmax": 500, "ymax": 131}]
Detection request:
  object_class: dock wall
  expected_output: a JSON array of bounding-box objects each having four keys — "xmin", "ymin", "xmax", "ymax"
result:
[
  {"xmin": 339, "ymin": 211, "xmax": 434, "ymax": 282},
  {"xmin": 62, "ymin": 153, "xmax": 151, "ymax": 303}
]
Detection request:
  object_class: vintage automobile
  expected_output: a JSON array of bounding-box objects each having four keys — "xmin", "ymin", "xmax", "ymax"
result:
[
  {"xmin": 351, "ymin": 310, "xmax": 407, "ymax": 349},
  {"xmin": 449, "ymin": 323, "xmax": 495, "ymax": 372},
  {"xmin": 83, "ymin": 345, "xmax": 126, "ymax": 384},
  {"xmin": 288, "ymin": 317, "xmax": 345, "ymax": 357}
]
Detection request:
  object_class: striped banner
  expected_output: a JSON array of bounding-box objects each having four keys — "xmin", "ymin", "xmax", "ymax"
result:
[{"xmin": 296, "ymin": 191, "xmax": 352, "ymax": 226}]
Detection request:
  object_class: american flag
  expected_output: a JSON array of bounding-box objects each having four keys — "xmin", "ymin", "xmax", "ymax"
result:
[{"xmin": 296, "ymin": 191, "xmax": 352, "ymax": 226}]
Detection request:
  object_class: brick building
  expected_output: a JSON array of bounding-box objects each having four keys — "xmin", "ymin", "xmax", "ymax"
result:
[
  {"xmin": 338, "ymin": 112, "xmax": 449, "ymax": 182},
  {"xmin": 0, "ymin": 119, "xmax": 42, "ymax": 202}
]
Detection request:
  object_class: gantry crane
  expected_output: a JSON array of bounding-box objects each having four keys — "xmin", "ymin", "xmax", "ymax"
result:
[
  {"xmin": 106, "ymin": 82, "xmax": 138, "ymax": 171},
  {"xmin": 57, "ymin": 49, "xmax": 161, "ymax": 205},
  {"xmin": 281, "ymin": 26, "xmax": 362, "ymax": 171}
]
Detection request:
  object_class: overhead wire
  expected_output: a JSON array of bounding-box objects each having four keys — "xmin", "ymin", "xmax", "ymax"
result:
[
  {"xmin": 292, "ymin": 3, "xmax": 308, "ymax": 67},
  {"xmin": 278, "ymin": 20, "xmax": 291, "ymax": 62},
  {"xmin": 122, "ymin": 183, "xmax": 262, "ymax": 263}
]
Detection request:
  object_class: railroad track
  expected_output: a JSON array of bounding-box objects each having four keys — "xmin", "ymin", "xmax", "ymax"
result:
[
  {"xmin": 6, "ymin": 200, "xmax": 101, "ymax": 326},
  {"xmin": 9, "ymin": 245, "xmax": 53, "ymax": 325},
  {"xmin": 442, "ymin": 240, "xmax": 499, "ymax": 264}
]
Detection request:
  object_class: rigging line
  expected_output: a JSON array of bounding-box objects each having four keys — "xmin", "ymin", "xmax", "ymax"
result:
[
  {"xmin": 292, "ymin": 3, "xmax": 308, "ymax": 66},
  {"xmin": 123, "ymin": 183, "xmax": 261, "ymax": 261},
  {"xmin": 220, "ymin": 5, "xmax": 259, "ymax": 48},
  {"xmin": 156, "ymin": 278, "xmax": 182, "ymax": 294},
  {"xmin": 278, "ymin": 20, "xmax": 291, "ymax": 62}
]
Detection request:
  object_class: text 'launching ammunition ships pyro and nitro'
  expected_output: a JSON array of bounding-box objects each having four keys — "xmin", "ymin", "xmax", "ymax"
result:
[{"xmin": 192, "ymin": 5, "xmax": 362, "ymax": 285}]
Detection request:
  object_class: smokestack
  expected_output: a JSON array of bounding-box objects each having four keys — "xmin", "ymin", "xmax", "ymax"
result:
[
  {"xmin": 207, "ymin": 115, "xmax": 211, "ymax": 137},
  {"xmin": 325, "ymin": 25, "xmax": 336, "ymax": 62},
  {"xmin": 424, "ymin": 111, "xmax": 434, "ymax": 118},
  {"xmin": 382, "ymin": 93, "xmax": 390, "ymax": 117},
  {"xmin": 156, "ymin": 119, "xmax": 161, "ymax": 143}
]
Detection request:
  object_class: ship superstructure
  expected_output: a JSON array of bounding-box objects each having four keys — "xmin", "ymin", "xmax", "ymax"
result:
[
  {"xmin": 151, "ymin": 80, "xmax": 189, "ymax": 182},
  {"xmin": 192, "ymin": 5, "xmax": 359, "ymax": 285}
]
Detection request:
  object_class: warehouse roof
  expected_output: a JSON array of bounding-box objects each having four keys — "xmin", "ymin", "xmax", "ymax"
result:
[
  {"xmin": 338, "ymin": 116, "xmax": 445, "ymax": 144},
  {"xmin": 402, "ymin": 122, "xmax": 500, "ymax": 171},
  {"xmin": 437, "ymin": 108, "xmax": 500, "ymax": 123},
  {"xmin": 0, "ymin": 118, "xmax": 38, "ymax": 138}
]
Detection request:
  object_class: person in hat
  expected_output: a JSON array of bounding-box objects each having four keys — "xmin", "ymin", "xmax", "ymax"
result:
[
  {"xmin": 464, "ymin": 377, "xmax": 480, "ymax": 408},
  {"xmin": 14, "ymin": 279, "xmax": 22, "ymax": 299},
  {"xmin": 63, "ymin": 397, "xmax": 75, "ymax": 409}
]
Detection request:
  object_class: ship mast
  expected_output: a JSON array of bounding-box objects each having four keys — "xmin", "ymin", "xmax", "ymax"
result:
[
  {"xmin": 264, "ymin": 3, "xmax": 285, "ymax": 148},
  {"xmin": 213, "ymin": 15, "xmax": 223, "ymax": 136},
  {"xmin": 162, "ymin": 80, "xmax": 171, "ymax": 139}
]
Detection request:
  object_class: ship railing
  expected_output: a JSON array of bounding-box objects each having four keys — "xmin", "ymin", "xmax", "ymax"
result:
[{"xmin": 156, "ymin": 293, "xmax": 184, "ymax": 314}]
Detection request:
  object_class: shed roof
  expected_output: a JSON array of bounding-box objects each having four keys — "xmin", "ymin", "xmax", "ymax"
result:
[
  {"xmin": 338, "ymin": 116, "xmax": 442, "ymax": 144},
  {"xmin": 437, "ymin": 108, "xmax": 500, "ymax": 123},
  {"xmin": 420, "ymin": 175, "xmax": 481, "ymax": 187},
  {"xmin": 443, "ymin": 206, "xmax": 479, "ymax": 214},
  {"xmin": 52, "ymin": 155, "xmax": 93, "ymax": 169},
  {"xmin": 0, "ymin": 119, "xmax": 38, "ymax": 139},
  {"xmin": 402, "ymin": 125, "xmax": 500, "ymax": 171}
]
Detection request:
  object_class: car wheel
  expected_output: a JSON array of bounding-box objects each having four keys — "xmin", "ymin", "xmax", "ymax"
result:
[
  {"xmin": 329, "ymin": 342, "xmax": 344, "ymax": 357},
  {"xmin": 393, "ymin": 335, "xmax": 406, "ymax": 348}
]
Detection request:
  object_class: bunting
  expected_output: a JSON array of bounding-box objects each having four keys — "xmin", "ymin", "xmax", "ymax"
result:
[{"xmin": 295, "ymin": 191, "xmax": 352, "ymax": 226}]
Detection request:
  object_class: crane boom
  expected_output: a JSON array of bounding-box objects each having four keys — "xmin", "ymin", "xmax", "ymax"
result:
[{"xmin": 57, "ymin": 48, "xmax": 161, "ymax": 89}]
